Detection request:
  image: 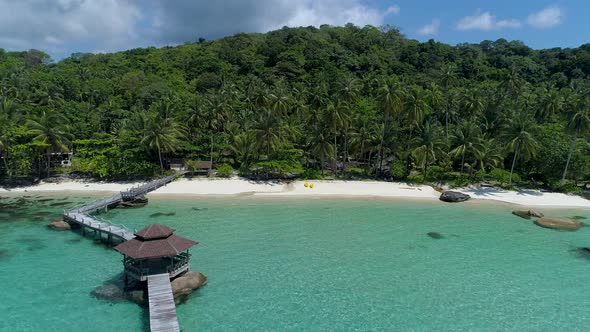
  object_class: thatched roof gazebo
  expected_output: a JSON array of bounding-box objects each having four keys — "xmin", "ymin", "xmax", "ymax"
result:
[{"xmin": 114, "ymin": 224, "xmax": 198, "ymax": 284}]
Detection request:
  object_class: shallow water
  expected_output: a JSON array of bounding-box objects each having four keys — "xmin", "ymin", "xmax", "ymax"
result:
[{"xmin": 1, "ymin": 194, "xmax": 590, "ymax": 331}]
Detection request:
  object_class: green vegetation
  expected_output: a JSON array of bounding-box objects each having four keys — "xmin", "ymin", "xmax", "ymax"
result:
[{"xmin": 0, "ymin": 25, "xmax": 589, "ymax": 191}]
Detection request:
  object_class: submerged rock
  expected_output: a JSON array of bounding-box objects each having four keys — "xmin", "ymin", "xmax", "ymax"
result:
[
  {"xmin": 427, "ymin": 232, "xmax": 444, "ymax": 239},
  {"xmin": 570, "ymin": 216, "xmax": 588, "ymax": 221},
  {"xmin": 439, "ymin": 191, "xmax": 470, "ymax": 203},
  {"xmin": 571, "ymin": 247, "xmax": 590, "ymax": 260},
  {"xmin": 49, "ymin": 201, "xmax": 71, "ymax": 207},
  {"xmin": 91, "ymin": 284, "xmax": 127, "ymax": 302},
  {"xmin": 512, "ymin": 210, "xmax": 544, "ymax": 219},
  {"xmin": 117, "ymin": 197, "xmax": 148, "ymax": 209},
  {"xmin": 47, "ymin": 217, "xmax": 71, "ymax": 230},
  {"xmin": 149, "ymin": 212, "xmax": 176, "ymax": 218},
  {"xmin": 535, "ymin": 217, "xmax": 582, "ymax": 231}
]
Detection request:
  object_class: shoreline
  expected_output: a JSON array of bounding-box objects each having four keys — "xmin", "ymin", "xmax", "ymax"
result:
[{"xmin": 1, "ymin": 177, "xmax": 589, "ymax": 209}]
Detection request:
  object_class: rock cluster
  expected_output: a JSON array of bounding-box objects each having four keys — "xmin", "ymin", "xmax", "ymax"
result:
[{"xmin": 91, "ymin": 271, "xmax": 207, "ymax": 305}]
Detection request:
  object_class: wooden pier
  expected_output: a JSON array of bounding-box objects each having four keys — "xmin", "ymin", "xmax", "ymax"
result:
[
  {"xmin": 148, "ymin": 274, "xmax": 180, "ymax": 332},
  {"xmin": 64, "ymin": 173, "xmax": 177, "ymax": 243},
  {"xmin": 61, "ymin": 173, "xmax": 187, "ymax": 332}
]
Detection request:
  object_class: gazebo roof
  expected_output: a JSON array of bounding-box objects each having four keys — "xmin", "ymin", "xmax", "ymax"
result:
[
  {"xmin": 135, "ymin": 224, "xmax": 175, "ymax": 240},
  {"xmin": 114, "ymin": 224, "xmax": 197, "ymax": 260}
]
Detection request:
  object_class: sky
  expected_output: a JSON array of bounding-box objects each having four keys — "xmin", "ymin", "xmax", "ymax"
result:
[{"xmin": 0, "ymin": 0, "xmax": 589, "ymax": 60}]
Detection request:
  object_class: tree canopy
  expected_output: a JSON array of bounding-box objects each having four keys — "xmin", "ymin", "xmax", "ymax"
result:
[{"xmin": 0, "ymin": 24, "xmax": 588, "ymax": 191}]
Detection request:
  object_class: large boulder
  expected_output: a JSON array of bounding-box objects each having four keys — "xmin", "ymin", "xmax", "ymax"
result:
[
  {"xmin": 535, "ymin": 217, "xmax": 582, "ymax": 231},
  {"xmin": 439, "ymin": 191, "xmax": 471, "ymax": 203},
  {"xmin": 47, "ymin": 217, "xmax": 71, "ymax": 230},
  {"xmin": 512, "ymin": 210, "xmax": 545, "ymax": 219},
  {"xmin": 171, "ymin": 271, "xmax": 208, "ymax": 304}
]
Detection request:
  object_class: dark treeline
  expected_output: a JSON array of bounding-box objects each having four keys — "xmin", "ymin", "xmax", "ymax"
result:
[{"xmin": 0, "ymin": 24, "xmax": 589, "ymax": 191}]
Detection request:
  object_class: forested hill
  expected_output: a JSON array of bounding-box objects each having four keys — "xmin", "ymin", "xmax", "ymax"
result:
[{"xmin": 0, "ymin": 24, "xmax": 589, "ymax": 191}]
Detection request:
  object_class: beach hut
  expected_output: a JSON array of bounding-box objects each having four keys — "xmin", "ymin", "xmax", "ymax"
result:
[{"xmin": 114, "ymin": 224, "xmax": 198, "ymax": 285}]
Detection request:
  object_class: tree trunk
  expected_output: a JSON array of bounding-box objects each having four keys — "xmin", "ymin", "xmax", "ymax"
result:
[
  {"xmin": 333, "ymin": 123, "xmax": 338, "ymax": 174},
  {"xmin": 509, "ymin": 142, "xmax": 519, "ymax": 185},
  {"xmin": 158, "ymin": 148, "xmax": 164, "ymax": 170},
  {"xmin": 561, "ymin": 133, "xmax": 578, "ymax": 186},
  {"xmin": 1, "ymin": 152, "xmax": 9, "ymax": 177},
  {"xmin": 378, "ymin": 119, "xmax": 387, "ymax": 176},
  {"xmin": 460, "ymin": 149, "xmax": 466, "ymax": 173},
  {"xmin": 444, "ymin": 83, "xmax": 449, "ymax": 140},
  {"xmin": 210, "ymin": 133, "xmax": 214, "ymax": 174},
  {"xmin": 267, "ymin": 132, "xmax": 271, "ymax": 158},
  {"xmin": 46, "ymin": 149, "xmax": 51, "ymax": 177},
  {"xmin": 422, "ymin": 156, "xmax": 428, "ymax": 183}
]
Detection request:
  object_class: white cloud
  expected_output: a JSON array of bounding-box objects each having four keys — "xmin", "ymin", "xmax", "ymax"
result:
[
  {"xmin": 527, "ymin": 6, "xmax": 563, "ymax": 28},
  {"xmin": 417, "ymin": 19, "xmax": 440, "ymax": 36},
  {"xmin": 0, "ymin": 0, "xmax": 141, "ymax": 55},
  {"xmin": 456, "ymin": 11, "xmax": 521, "ymax": 31},
  {"xmin": 0, "ymin": 0, "xmax": 401, "ymax": 57},
  {"xmin": 147, "ymin": 0, "xmax": 401, "ymax": 45},
  {"xmin": 384, "ymin": 5, "xmax": 401, "ymax": 16}
]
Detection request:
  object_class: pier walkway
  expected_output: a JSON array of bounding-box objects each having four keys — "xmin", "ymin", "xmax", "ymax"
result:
[
  {"xmin": 64, "ymin": 173, "xmax": 177, "ymax": 242},
  {"xmin": 61, "ymin": 173, "xmax": 182, "ymax": 331},
  {"xmin": 148, "ymin": 274, "xmax": 180, "ymax": 332}
]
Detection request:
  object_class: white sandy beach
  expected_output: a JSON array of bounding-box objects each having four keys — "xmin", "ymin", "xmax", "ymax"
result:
[{"xmin": 1, "ymin": 177, "xmax": 589, "ymax": 208}]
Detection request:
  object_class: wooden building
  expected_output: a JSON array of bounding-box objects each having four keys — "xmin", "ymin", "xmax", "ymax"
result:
[{"xmin": 114, "ymin": 224, "xmax": 198, "ymax": 284}]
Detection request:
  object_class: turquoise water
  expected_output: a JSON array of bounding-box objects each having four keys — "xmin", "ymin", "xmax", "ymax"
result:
[{"xmin": 1, "ymin": 194, "xmax": 590, "ymax": 331}]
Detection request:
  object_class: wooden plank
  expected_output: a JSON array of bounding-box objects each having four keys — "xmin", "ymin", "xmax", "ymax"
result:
[{"xmin": 148, "ymin": 274, "xmax": 180, "ymax": 332}]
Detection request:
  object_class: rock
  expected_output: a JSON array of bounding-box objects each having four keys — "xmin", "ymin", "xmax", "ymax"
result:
[
  {"xmin": 535, "ymin": 217, "xmax": 582, "ymax": 231},
  {"xmin": 47, "ymin": 217, "xmax": 71, "ymax": 230},
  {"xmin": 427, "ymin": 232, "xmax": 444, "ymax": 239},
  {"xmin": 439, "ymin": 191, "xmax": 470, "ymax": 203},
  {"xmin": 171, "ymin": 271, "xmax": 208, "ymax": 304},
  {"xmin": 127, "ymin": 290, "xmax": 146, "ymax": 305},
  {"xmin": 91, "ymin": 284, "xmax": 126, "ymax": 302},
  {"xmin": 512, "ymin": 210, "xmax": 545, "ymax": 219}
]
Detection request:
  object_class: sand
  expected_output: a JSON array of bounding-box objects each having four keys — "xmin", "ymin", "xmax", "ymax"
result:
[{"xmin": 1, "ymin": 177, "xmax": 588, "ymax": 208}]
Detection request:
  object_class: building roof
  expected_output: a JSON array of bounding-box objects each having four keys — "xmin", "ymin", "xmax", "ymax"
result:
[
  {"xmin": 135, "ymin": 224, "xmax": 175, "ymax": 240},
  {"xmin": 114, "ymin": 224, "xmax": 198, "ymax": 259},
  {"xmin": 195, "ymin": 161, "xmax": 212, "ymax": 169}
]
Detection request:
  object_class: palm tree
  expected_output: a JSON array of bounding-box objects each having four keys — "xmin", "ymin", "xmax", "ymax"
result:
[
  {"xmin": 537, "ymin": 87, "xmax": 563, "ymax": 121},
  {"xmin": 349, "ymin": 116, "xmax": 376, "ymax": 165},
  {"xmin": 461, "ymin": 88, "xmax": 484, "ymax": 121},
  {"xmin": 502, "ymin": 113, "xmax": 538, "ymax": 185},
  {"xmin": 231, "ymin": 131, "xmax": 258, "ymax": 170},
  {"xmin": 561, "ymin": 98, "xmax": 590, "ymax": 185},
  {"xmin": 140, "ymin": 112, "xmax": 186, "ymax": 169},
  {"xmin": 440, "ymin": 64, "xmax": 457, "ymax": 139},
  {"xmin": 203, "ymin": 93, "xmax": 231, "ymax": 171},
  {"xmin": 256, "ymin": 106, "xmax": 282, "ymax": 159},
  {"xmin": 339, "ymin": 74, "xmax": 361, "ymax": 104},
  {"xmin": 26, "ymin": 110, "xmax": 72, "ymax": 177},
  {"xmin": 376, "ymin": 76, "xmax": 404, "ymax": 173},
  {"xmin": 405, "ymin": 86, "xmax": 430, "ymax": 137},
  {"xmin": 450, "ymin": 122, "xmax": 483, "ymax": 173},
  {"xmin": 323, "ymin": 102, "xmax": 349, "ymax": 170},
  {"xmin": 309, "ymin": 129, "xmax": 334, "ymax": 175},
  {"xmin": 0, "ymin": 98, "xmax": 18, "ymax": 175},
  {"xmin": 474, "ymin": 137, "xmax": 503, "ymax": 171},
  {"xmin": 410, "ymin": 122, "xmax": 446, "ymax": 180}
]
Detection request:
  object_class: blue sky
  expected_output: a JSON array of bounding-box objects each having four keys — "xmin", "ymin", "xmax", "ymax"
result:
[{"xmin": 0, "ymin": 0, "xmax": 588, "ymax": 60}]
